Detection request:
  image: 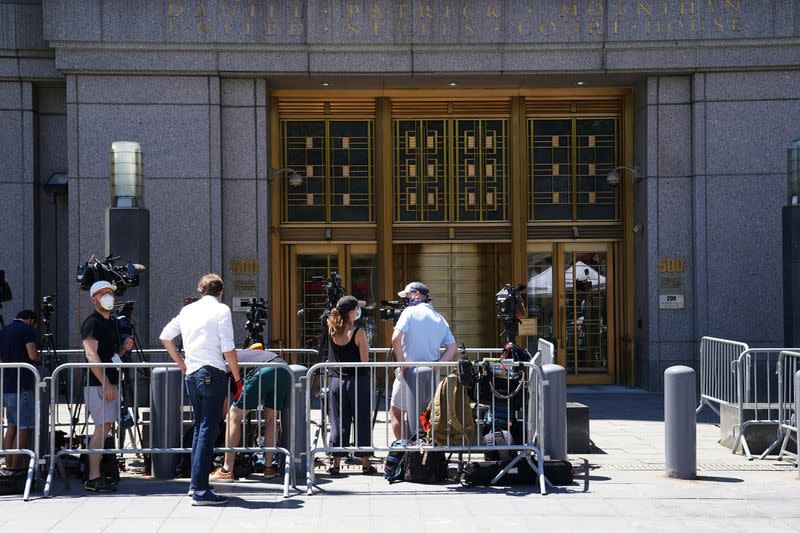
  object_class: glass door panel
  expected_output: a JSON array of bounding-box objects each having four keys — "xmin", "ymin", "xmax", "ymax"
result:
[
  {"xmin": 350, "ymin": 253, "xmax": 378, "ymax": 347},
  {"xmin": 291, "ymin": 245, "xmax": 377, "ymax": 351},
  {"xmin": 562, "ymin": 247, "xmax": 609, "ymax": 376},
  {"xmin": 526, "ymin": 249, "xmax": 556, "ymax": 354},
  {"xmin": 295, "ymin": 251, "xmax": 340, "ymax": 350}
]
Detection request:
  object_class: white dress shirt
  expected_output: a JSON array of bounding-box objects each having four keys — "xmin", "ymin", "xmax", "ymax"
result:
[{"xmin": 159, "ymin": 295, "xmax": 236, "ymax": 375}]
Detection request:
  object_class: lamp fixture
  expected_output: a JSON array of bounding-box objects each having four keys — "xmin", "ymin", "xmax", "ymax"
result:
[
  {"xmin": 607, "ymin": 165, "xmax": 640, "ymax": 188},
  {"xmin": 269, "ymin": 168, "xmax": 304, "ymax": 188}
]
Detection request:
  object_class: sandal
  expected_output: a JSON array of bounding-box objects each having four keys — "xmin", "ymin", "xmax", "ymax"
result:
[{"xmin": 361, "ymin": 464, "xmax": 378, "ymax": 475}]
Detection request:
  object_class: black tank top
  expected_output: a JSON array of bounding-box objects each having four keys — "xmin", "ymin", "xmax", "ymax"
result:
[{"xmin": 329, "ymin": 327, "xmax": 361, "ymax": 375}]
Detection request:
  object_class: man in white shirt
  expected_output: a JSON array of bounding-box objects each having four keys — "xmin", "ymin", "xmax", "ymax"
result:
[
  {"xmin": 390, "ymin": 282, "xmax": 457, "ymax": 439},
  {"xmin": 160, "ymin": 273, "xmax": 241, "ymax": 506}
]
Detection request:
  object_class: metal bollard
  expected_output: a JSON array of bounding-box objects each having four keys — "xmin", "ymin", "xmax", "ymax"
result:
[
  {"xmin": 664, "ymin": 365, "xmax": 697, "ymax": 479},
  {"xmin": 542, "ymin": 364, "xmax": 567, "ymax": 461},
  {"xmin": 796, "ymin": 371, "xmax": 800, "ymax": 478},
  {"xmin": 286, "ymin": 364, "xmax": 308, "ymax": 482},
  {"xmin": 150, "ymin": 367, "xmax": 184, "ymax": 479}
]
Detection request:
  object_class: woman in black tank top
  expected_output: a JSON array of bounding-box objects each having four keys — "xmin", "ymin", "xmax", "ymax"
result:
[{"xmin": 326, "ymin": 295, "xmax": 376, "ymax": 475}]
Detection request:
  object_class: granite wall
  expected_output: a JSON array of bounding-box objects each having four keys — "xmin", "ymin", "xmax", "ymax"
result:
[{"xmin": 634, "ymin": 72, "xmax": 797, "ymax": 390}]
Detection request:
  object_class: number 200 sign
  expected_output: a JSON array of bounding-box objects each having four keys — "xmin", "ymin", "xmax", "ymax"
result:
[{"xmin": 658, "ymin": 257, "xmax": 685, "ymax": 273}]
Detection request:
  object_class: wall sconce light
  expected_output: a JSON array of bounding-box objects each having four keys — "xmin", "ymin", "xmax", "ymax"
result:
[
  {"xmin": 269, "ymin": 167, "xmax": 303, "ymax": 188},
  {"xmin": 607, "ymin": 166, "xmax": 641, "ymax": 188},
  {"xmin": 632, "ymin": 224, "xmax": 644, "ymax": 233}
]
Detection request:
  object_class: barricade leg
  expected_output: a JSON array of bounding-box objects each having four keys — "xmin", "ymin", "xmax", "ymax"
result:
[{"xmin": 664, "ymin": 366, "xmax": 696, "ymax": 479}]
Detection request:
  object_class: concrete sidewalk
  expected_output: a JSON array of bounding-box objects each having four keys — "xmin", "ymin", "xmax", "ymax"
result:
[{"xmin": 2, "ymin": 388, "xmax": 798, "ymax": 533}]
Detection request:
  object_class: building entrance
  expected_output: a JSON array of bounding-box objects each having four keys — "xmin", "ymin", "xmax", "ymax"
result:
[{"xmin": 270, "ymin": 89, "xmax": 633, "ymax": 384}]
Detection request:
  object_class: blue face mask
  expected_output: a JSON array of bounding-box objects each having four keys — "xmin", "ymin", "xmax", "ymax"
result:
[{"xmin": 355, "ymin": 307, "xmax": 362, "ymax": 320}]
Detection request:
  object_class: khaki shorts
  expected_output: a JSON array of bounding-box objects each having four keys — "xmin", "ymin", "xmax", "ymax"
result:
[
  {"xmin": 390, "ymin": 367, "xmax": 437, "ymax": 431},
  {"xmin": 84, "ymin": 385, "xmax": 119, "ymax": 425}
]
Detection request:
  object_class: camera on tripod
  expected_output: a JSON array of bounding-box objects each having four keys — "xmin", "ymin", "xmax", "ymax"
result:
[
  {"xmin": 378, "ymin": 299, "xmax": 407, "ymax": 322},
  {"xmin": 76, "ymin": 254, "xmax": 146, "ymax": 295},
  {"xmin": 244, "ymin": 298, "xmax": 268, "ymax": 336},
  {"xmin": 41, "ymin": 294, "xmax": 55, "ymax": 322},
  {"xmin": 495, "ymin": 283, "xmax": 527, "ymax": 342},
  {"xmin": 311, "ymin": 272, "xmax": 344, "ymax": 310}
]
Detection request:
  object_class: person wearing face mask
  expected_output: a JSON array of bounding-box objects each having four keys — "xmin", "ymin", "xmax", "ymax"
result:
[
  {"xmin": 390, "ymin": 282, "xmax": 456, "ymax": 440},
  {"xmin": 325, "ymin": 295, "xmax": 376, "ymax": 475},
  {"xmin": 80, "ymin": 280, "xmax": 134, "ymax": 493}
]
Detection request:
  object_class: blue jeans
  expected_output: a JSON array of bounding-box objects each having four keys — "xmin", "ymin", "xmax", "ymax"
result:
[{"xmin": 185, "ymin": 366, "xmax": 226, "ymax": 492}]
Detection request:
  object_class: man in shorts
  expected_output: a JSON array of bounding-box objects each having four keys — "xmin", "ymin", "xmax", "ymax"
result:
[
  {"xmin": 0, "ymin": 309, "xmax": 39, "ymax": 469},
  {"xmin": 390, "ymin": 282, "xmax": 457, "ymax": 439},
  {"xmin": 81, "ymin": 280, "xmax": 134, "ymax": 492},
  {"xmin": 210, "ymin": 347, "xmax": 291, "ymax": 482}
]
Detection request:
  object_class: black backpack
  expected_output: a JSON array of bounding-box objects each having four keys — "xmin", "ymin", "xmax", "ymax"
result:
[{"xmin": 402, "ymin": 431, "xmax": 448, "ymax": 484}]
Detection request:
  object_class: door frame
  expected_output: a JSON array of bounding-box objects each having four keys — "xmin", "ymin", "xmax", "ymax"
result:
[
  {"xmin": 284, "ymin": 243, "xmax": 376, "ymax": 350},
  {"xmin": 527, "ymin": 241, "xmax": 616, "ymax": 385}
]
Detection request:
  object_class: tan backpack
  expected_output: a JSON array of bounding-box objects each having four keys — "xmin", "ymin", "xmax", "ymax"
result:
[{"xmin": 426, "ymin": 373, "xmax": 476, "ymax": 446}]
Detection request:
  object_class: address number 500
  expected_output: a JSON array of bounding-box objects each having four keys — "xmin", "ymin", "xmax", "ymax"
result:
[{"xmin": 658, "ymin": 257, "xmax": 685, "ymax": 273}]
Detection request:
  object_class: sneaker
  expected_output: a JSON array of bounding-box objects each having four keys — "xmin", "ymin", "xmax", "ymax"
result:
[
  {"xmin": 191, "ymin": 490, "xmax": 228, "ymax": 506},
  {"xmin": 187, "ymin": 488, "xmax": 195, "ymax": 497},
  {"xmin": 210, "ymin": 467, "xmax": 235, "ymax": 483},
  {"xmin": 85, "ymin": 477, "xmax": 117, "ymax": 493},
  {"xmin": 263, "ymin": 467, "xmax": 279, "ymax": 479}
]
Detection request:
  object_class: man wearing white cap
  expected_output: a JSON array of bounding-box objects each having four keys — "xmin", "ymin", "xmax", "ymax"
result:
[
  {"xmin": 390, "ymin": 282, "xmax": 456, "ymax": 439},
  {"xmin": 81, "ymin": 280, "xmax": 134, "ymax": 493}
]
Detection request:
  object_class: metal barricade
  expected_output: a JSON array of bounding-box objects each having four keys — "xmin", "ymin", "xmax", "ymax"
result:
[
  {"xmin": 537, "ymin": 339, "xmax": 555, "ymax": 366},
  {"xmin": 760, "ymin": 350, "xmax": 800, "ymax": 461},
  {"xmin": 696, "ymin": 336, "xmax": 749, "ymax": 416},
  {"xmin": 0, "ymin": 363, "xmax": 42, "ymax": 501},
  {"xmin": 731, "ymin": 347, "xmax": 799, "ymax": 459},
  {"xmin": 304, "ymin": 360, "xmax": 550, "ymax": 496},
  {"xmin": 43, "ymin": 361, "xmax": 296, "ymax": 497},
  {"xmin": 268, "ymin": 348, "xmax": 319, "ymax": 368}
]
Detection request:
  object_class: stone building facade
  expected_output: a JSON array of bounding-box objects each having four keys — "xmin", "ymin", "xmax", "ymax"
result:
[{"xmin": 0, "ymin": 0, "xmax": 798, "ymax": 389}]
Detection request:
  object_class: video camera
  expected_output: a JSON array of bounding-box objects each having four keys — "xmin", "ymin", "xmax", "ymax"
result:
[
  {"xmin": 311, "ymin": 272, "xmax": 344, "ymax": 310},
  {"xmin": 76, "ymin": 254, "xmax": 146, "ymax": 296},
  {"xmin": 243, "ymin": 297, "xmax": 268, "ymax": 339},
  {"xmin": 495, "ymin": 283, "xmax": 527, "ymax": 342},
  {"xmin": 378, "ymin": 299, "xmax": 407, "ymax": 322},
  {"xmin": 41, "ymin": 294, "xmax": 55, "ymax": 324}
]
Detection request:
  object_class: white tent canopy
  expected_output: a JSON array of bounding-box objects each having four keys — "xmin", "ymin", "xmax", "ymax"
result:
[{"xmin": 528, "ymin": 261, "xmax": 606, "ymax": 295}]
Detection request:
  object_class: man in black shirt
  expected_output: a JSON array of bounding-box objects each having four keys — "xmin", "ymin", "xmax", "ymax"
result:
[
  {"xmin": 0, "ymin": 309, "xmax": 39, "ymax": 469},
  {"xmin": 80, "ymin": 280, "xmax": 133, "ymax": 492}
]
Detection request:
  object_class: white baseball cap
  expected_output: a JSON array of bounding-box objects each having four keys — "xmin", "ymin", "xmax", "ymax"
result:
[
  {"xmin": 398, "ymin": 282, "xmax": 430, "ymax": 298},
  {"xmin": 89, "ymin": 280, "xmax": 116, "ymax": 298}
]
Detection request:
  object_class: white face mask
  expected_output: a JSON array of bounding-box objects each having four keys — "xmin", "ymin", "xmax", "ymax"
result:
[
  {"xmin": 99, "ymin": 294, "xmax": 115, "ymax": 311},
  {"xmin": 355, "ymin": 307, "xmax": 362, "ymax": 320}
]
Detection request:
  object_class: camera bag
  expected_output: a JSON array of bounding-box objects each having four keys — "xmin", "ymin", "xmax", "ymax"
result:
[
  {"xmin": 457, "ymin": 459, "xmax": 536, "ymax": 487},
  {"xmin": 543, "ymin": 459, "xmax": 574, "ymax": 485},
  {"xmin": 403, "ymin": 432, "xmax": 448, "ymax": 484}
]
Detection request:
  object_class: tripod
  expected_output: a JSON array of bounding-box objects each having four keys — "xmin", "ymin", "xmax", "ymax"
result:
[
  {"xmin": 39, "ymin": 311, "xmax": 81, "ymax": 442},
  {"xmin": 113, "ymin": 303, "xmax": 148, "ymax": 458}
]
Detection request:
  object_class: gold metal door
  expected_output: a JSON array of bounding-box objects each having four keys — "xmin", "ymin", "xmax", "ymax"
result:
[
  {"xmin": 287, "ymin": 244, "xmax": 377, "ymax": 351},
  {"xmin": 393, "ymin": 243, "xmax": 511, "ymax": 349},
  {"xmin": 527, "ymin": 242, "xmax": 615, "ymax": 384}
]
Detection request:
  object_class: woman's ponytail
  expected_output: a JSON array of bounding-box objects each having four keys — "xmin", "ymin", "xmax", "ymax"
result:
[{"xmin": 327, "ymin": 308, "xmax": 344, "ymax": 337}]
